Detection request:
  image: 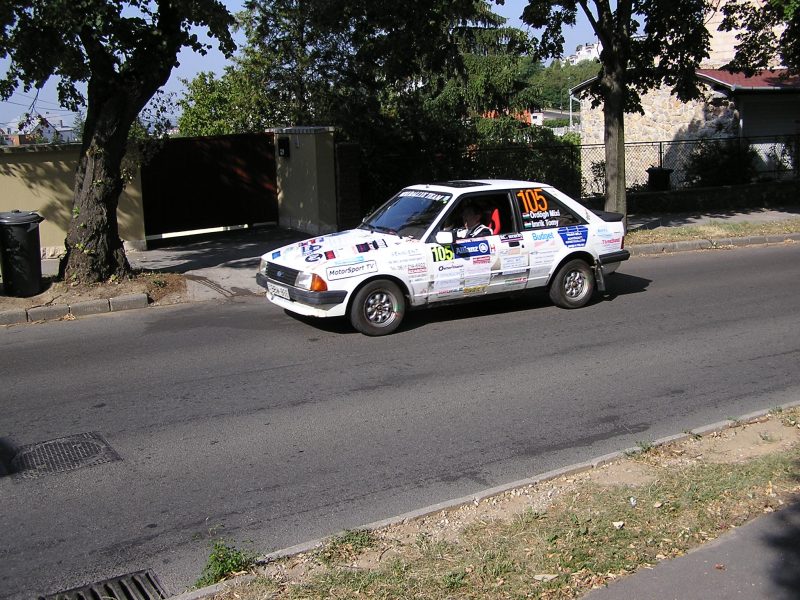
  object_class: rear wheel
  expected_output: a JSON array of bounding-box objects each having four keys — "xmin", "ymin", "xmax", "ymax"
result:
[
  {"xmin": 349, "ymin": 280, "xmax": 405, "ymax": 336},
  {"xmin": 549, "ymin": 259, "xmax": 595, "ymax": 309}
]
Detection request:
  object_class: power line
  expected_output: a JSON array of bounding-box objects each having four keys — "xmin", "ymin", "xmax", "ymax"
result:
[{"xmin": 9, "ymin": 91, "xmax": 66, "ymax": 109}]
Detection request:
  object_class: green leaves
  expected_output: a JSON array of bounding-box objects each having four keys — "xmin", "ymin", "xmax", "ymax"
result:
[{"xmin": 722, "ymin": 0, "xmax": 800, "ymax": 73}]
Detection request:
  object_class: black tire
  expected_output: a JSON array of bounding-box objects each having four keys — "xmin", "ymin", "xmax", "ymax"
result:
[
  {"xmin": 349, "ymin": 280, "xmax": 406, "ymax": 336},
  {"xmin": 548, "ymin": 259, "xmax": 595, "ymax": 309}
]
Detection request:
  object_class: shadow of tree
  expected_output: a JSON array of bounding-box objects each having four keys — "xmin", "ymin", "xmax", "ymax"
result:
[
  {"xmin": 628, "ymin": 205, "xmax": 800, "ymax": 232},
  {"xmin": 766, "ymin": 460, "xmax": 800, "ymax": 599},
  {"xmin": 130, "ymin": 226, "xmax": 306, "ymax": 274}
]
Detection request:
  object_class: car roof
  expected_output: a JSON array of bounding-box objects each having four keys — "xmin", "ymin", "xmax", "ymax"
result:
[{"xmin": 404, "ymin": 179, "xmax": 549, "ymax": 194}]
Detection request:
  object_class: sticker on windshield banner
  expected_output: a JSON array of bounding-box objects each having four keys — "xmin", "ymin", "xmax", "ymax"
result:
[
  {"xmin": 454, "ymin": 240, "xmax": 491, "ymax": 259},
  {"xmin": 558, "ymin": 225, "xmax": 589, "ymax": 248},
  {"xmin": 402, "ymin": 190, "xmax": 449, "ymax": 202},
  {"xmin": 326, "ymin": 260, "xmax": 378, "ymax": 280}
]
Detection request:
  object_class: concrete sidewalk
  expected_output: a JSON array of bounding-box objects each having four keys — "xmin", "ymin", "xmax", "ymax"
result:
[{"xmin": 582, "ymin": 502, "xmax": 800, "ymax": 600}]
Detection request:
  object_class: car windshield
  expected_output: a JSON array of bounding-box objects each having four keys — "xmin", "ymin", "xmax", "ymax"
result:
[{"xmin": 360, "ymin": 189, "xmax": 451, "ymax": 239}]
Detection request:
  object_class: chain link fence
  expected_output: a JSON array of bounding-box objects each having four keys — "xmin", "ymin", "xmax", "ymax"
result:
[
  {"xmin": 360, "ymin": 134, "xmax": 799, "ymax": 212},
  {"xmin": 578, "ymin": 134, "xmax": 800, "ymax": 196}
]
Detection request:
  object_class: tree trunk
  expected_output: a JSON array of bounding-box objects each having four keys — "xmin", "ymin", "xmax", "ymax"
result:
[
  {"xmin": 602, "ymin": 68, "xmax": 627, "ymax": 219},
  {"xmin": 59, "ymin": 102, "xmax": 134, "ymax": 283}
]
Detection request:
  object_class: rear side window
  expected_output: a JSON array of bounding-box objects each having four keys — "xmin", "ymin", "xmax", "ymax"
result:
[{"xmin": 513, "ymin": 187, "xmax": 583, "ymax": 230}]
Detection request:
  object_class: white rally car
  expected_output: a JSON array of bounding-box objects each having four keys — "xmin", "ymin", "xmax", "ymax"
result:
[{"xmin": 257, "ymin": 180, "xmax": 629, "ymax": 335}]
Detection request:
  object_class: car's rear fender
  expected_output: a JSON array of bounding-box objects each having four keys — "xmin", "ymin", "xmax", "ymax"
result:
[{"xmin": 546, "ymin": 251, "xmax": 598, "ymax": 288}]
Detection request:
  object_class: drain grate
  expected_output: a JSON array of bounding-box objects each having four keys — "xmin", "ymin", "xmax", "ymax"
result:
[
  {"xmin": 11, "ymin": 432, "xmax": 121, "ymax": 480},
  {"xmin": 39, "ymin": 570, "xmax": 168, "ymax": 600}
]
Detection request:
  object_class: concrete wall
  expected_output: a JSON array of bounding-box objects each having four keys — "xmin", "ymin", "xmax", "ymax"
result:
[
  {"xmin": 272, "ymin": 127, "xmax": 338, "ymax": 236},
  {"xmin": 0, "ymin": 144, "xmax": 145, "ymax": 257}
]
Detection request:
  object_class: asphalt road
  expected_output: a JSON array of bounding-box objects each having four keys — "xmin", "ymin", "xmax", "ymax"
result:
[{"xmin": 1, "ymin": 244, "xmax": 799, "ymax": 599}]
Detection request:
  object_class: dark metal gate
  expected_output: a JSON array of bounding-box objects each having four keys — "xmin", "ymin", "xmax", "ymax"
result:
[{"xmin": 141, "ymin": 133, "xmax": 278, "ymax": 237}]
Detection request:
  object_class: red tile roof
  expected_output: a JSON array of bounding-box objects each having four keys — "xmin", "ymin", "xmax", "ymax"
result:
[{"xmin": 696, "ymin": 68, "xmax": 800, "ymax": 90}]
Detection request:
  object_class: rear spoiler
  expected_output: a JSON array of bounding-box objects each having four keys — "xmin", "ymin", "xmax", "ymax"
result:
[{"xmin": 590, "ymin": 209, "xmax": 625, "ymax": 223}]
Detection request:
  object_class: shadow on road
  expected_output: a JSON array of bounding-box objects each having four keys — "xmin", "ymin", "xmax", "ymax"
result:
[
  {"xmin": 285, "ymin": 272, "xmax": 652, "ymax": 336},
  {"xmin": 0, "ymin": 437, "xmax": 18, "ymax": 477}
]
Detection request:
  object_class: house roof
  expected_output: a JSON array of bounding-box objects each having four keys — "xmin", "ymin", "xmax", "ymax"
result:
[
  {"xmin": 696, "ymin": 68, "xmax": 800, "ymax": 91},
  {"xmin": 569, "ymin": 68, "xmax": 800, "ymax": 96}
]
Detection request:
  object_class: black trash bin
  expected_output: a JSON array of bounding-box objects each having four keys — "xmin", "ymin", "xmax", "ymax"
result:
[
  {"xmin": 0, "ymin": 210, "xmax": 45, "ymax": 297},
  {"xmin": 646, "ymin": 167, "xmax": 673, "ymax": 191}
]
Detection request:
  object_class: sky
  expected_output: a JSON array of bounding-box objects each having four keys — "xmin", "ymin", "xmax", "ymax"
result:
[{"xmin": 0, "ymin": 0, "xmax": 595, "ymax": 127}]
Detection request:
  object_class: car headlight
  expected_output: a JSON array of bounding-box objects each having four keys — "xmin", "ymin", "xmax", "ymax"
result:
[
  {"xmin": 259, "ymin": 259, "xmax": 268, "ymax": 275},
  {"xmin": 295, "ymin": 271, "xmax": 328, "ymax": 292}
]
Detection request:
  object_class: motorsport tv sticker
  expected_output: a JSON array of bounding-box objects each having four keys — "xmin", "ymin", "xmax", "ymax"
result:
[
  {"xmin": 558, "ymin": 225, "xmax": 589, "ymax": 248},
  {"xmin": 326, "ymin": 260, "xmax": 378, "ymax": 280}
]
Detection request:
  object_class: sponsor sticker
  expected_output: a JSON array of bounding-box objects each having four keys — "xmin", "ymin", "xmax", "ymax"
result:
[
  {"xmin": 332, "ymin": 256, "xmax": 365, "ymax": 266},
  {"xmin": 271, "ymin": 250, "xmax": 281, "ymax": 259},
  {"xmin": 355, "ymin": 239, "xmax": 388, "ymax": 253},
  {"xmin": 453, "ymin": 239, "xmax": 491, "ymax": 259},
  {"xmin": 326, "ymin": 260, "xmax": 379, "ymax": 280},
  {"xmin": 558, "ymin": 225, "xmax": 589, "ymax": 248},
  {"xmin": 530, "ymin": 231, "xmax": 556, "ymax": 242},
  {"xmin": 500, "ymin": 233, "xmax": 523, "ymax": 243},
  {"xmin": 301, "ymin": 243, "xmax": 322, "ymax": 256}
]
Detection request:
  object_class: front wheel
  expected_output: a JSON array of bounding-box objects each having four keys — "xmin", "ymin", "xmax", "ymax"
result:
[
  {"xmin": 548, "ymin": 259, "xmax": 595, "ymax": 309},
  {"xmin": 349, "ymin": 280, "xmax": 406, "ymax": 336}
]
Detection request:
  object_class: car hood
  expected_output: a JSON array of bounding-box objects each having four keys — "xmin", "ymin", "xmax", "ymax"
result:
[{"xmin": 263, "ymin": 228, "xmax": 411, "ymax": 271}]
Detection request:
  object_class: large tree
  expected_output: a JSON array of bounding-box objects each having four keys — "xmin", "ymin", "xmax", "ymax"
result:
[
  {"xmin": 0, "ymin": 0, "xmax": 234, "ymax": 283},
  {"xmin": 721, "ymin": 0, "xmax": 800, "ymax": 73},
  {"xmin": 520, "ymin": 0, "xmax": 711, "ymax": 215}
]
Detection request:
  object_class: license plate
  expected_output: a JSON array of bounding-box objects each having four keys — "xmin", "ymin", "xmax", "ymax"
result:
[{"xmin": 267, "ymin": 281, "xmax": 290, "ymax": 300}]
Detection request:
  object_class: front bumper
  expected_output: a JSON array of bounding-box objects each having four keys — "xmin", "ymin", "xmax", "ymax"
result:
[{"xmin": 256, "ymin": 272, "xmax": 348, "ymax": 317}]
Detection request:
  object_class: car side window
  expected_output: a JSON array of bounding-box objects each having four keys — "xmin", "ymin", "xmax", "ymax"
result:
[
  {"xmin": 438, "ymin": 192, "xmax": 516, "ymax": 236},
  {"xmin": 514, "ymin": 187, "xmax": 583, "ymax": 230}
]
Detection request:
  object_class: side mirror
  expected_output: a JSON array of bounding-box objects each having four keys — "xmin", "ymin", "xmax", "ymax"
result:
[{"xmin": 435, "ymin": 230, "xmax": 454, "ymax": 245}]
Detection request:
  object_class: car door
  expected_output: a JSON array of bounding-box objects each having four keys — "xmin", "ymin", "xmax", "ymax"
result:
[
  {"xmin": 511, "ymin": 185, "xmax": 588, "ymax": 288},
  {"xmin": 425, "ymin": 191, "xmax": 520, "ymax": 302}
]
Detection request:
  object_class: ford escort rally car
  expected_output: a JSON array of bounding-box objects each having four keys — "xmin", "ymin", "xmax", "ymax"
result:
[{"xmin": 257, "ymin": 180, "xmax": 630, "ymax": 336}]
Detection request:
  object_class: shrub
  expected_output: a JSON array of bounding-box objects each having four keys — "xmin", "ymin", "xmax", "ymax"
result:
[{"xmin": 682, "ymin": 138, "xmax": 758, "ymax": 188}]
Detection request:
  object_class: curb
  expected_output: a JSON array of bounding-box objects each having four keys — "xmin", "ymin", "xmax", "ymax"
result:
[
  {"xmin": 628, "ymin": 232, "xmax": 800, "ymax": 255},
  {"xmin": 0, "ymin": 293, "xmax": 149, "ymax": 325},
  {"xmin": 176, "ymin": 399, "xmax": 800, "ymax": 599}
]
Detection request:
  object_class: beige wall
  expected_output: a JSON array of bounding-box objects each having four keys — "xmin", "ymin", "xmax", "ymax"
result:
[
  {"xmin": 0, "ymin": 145, "xmax": 145, "ymax": 257},
  {"xmin": 0, "ymin": 129, "xmax": 340, "ymax": 256},
  {"xmin": 273, "ymin": 127, "xmax": 337, "ymax": 236}
]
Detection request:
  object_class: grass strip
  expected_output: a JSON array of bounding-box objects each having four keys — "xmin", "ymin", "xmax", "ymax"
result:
[
  {"xmin": 626, "ymin": 218, "xmax": 800, "ymax": 245},
  {"xmin": 210, "ymin": 411, "xmax": 800, "ymax": 600}
]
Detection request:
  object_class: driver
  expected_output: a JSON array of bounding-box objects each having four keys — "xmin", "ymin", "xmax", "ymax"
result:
[{"xmin": 460, "ymin": 204, "xmax": 493, "ymax": 238}]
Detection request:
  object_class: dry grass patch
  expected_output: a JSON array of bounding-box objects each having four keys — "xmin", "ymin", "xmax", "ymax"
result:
[
  {"xmin": 626, "ymin": 218, "xmax": 800, "ymax": 245},
  {"xmin": 207, "ymin": 408, "xmax": 800, "ymax": 600}
]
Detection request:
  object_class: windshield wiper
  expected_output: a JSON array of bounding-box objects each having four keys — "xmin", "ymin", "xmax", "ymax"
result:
[{"xmin": 365, "ymin": 224, "xmax": 397, "ymax": 235}]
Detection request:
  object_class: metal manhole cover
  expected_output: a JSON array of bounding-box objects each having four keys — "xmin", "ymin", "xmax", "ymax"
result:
[
  {"xmin": 11, "ymin": 432, "xmax": 121, "ymax": 480},
  {"xmin": 39, "ymin": 570, "xmax": 168, "ymax": 600}
]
